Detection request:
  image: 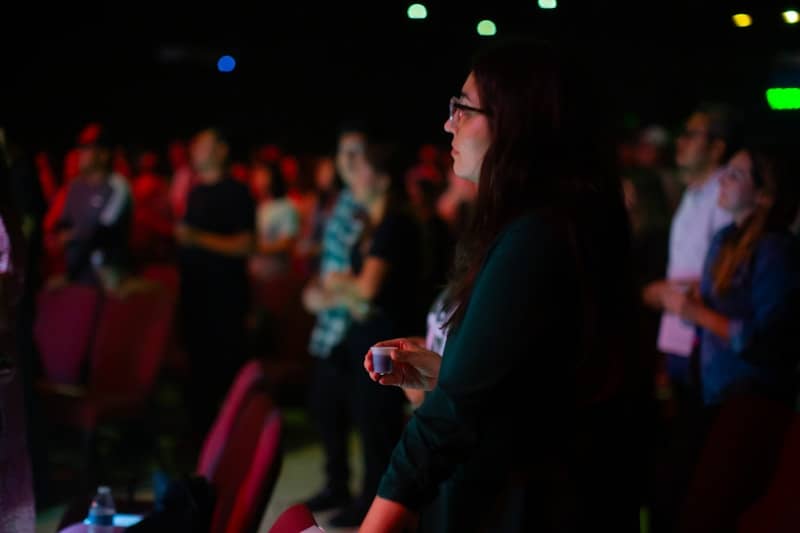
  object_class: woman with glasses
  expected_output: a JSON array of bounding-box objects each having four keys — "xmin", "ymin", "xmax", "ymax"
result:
[{"xmin": 360, "ymin": 39, "xmax": 644, "ymax": 531}]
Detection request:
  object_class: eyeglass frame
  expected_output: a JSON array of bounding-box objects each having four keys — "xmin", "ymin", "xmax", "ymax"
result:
[{"xmin": 448, "ymin": 96, "xmax": 490, "ymax": 124}]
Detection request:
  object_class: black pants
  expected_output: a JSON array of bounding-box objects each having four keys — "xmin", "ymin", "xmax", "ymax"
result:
[
  {"xmin": 309, "ymin": 341, "xmax": 405, "ymax": 506},
  {"xmin": 180, "ymin": 274, "xmax": 249, "ymax": 439}
]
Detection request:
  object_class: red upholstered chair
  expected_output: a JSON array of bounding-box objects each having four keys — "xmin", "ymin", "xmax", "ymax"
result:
[
  {"xmin": 55, "ymin": 358, "xmax": 281, "ymax": 533},
  {"xmin": 205, "ymin": 386, "xmax": 283, "ymax": 533},
  {"xmin": 268, "ymin": 503, "xmax": 319, "ymax": 533},
  {"xmin": 42, "ymin": 281, "xmax": 177, "ymax": 525},
  {"xmin": 676, "ymin": 393, "xmax": 794, "ymax": 533},
  {"xmin": 34, "ymin": 284, "xmax": 101, "ymax": 384},
  {"xmin": 737, "ymin": 414, "xmax": 800, "ymax": 533},
  {"xmin": 196, "ymin": 359, "xmax": 268, "ymax": 478},
  {"xmin": 39, "ymin": 282, "xmax": 175, "ymax": 430}
]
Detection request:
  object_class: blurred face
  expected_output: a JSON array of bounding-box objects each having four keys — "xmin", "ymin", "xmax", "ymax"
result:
[
  {"xmin": 444, "ymin": 72, "xmax": 491, "ymax": 183},
  {"xmin": 718, "ymin": 150, "xmax": 757, "ymax": 215},
  {"xmin": 314, "ymin": 157, "xmax": 336, "ymax": 191},
  {"xmin": 76, "ymin": 145, "xmax": 110, "ymax": 176},
  {"xmin": 350, "ymin": 158, "xmax": 388, "ymax": 205},
  {"xmin": 250, "ymin": 165, "xmax": 273, "ymax": 201},
  {"xmin": 675, "ymin": 112, "xmax": 714, "ymax": 176},
  {"xmin": 336, "ymin": 132, "xmax": 366, "ymax": 186},
  {"xmin": 190, "ymin": 130, "xmax": 226, "ymax": 176}
]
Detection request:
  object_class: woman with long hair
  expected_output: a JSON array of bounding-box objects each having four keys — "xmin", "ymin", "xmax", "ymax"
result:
[
  {"xmin": 361, "ymin": 39, "xmax": 643, "ymax": 531},
  {"xmin": 661, "ymin": 144, "xmax": 800, "ymax": 407},
  {"xmin": 305, "ymin": 143, "xmax": 424, "ymax": 527}
]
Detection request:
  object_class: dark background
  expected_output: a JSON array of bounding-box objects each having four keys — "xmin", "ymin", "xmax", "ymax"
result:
[{"xmin": 1, "ymin": 0, "xmax": 798, "ymax": 155}]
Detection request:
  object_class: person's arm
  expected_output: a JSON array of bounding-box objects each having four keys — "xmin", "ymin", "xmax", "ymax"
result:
[
  {"xmin": 256, "ymin": 235, "xmax": 296, "ymax": 255},
  {"xmin": 360, "ymin": 496, "xmax": 418, "ymax": 532},
  {"xmin": 728, "ymin": 238, "xmax": 798, "ymax": 356},
  {"xmin": 177, "ymin": 225, "xmax": 253, "ymax": 257},
  {"xmin": 665, "ymin": 236, "xmax": 797, "ymax": 350},
  {"xmin": 302, "ymin": 276, "xmax": 371, "ymax": 319},
  {"xmin": 664, "ymin": 293, "xmax": 730, "ymax": 341},
  {"xmin": 326, "ymin": 256, "xmax": 390, "ymax": 301},
  {"xmin": 177, "ymin": 184, "xmax": 256, "ymax": 257},
  {"xmin": 373, "ymin": 215, "xmax": 558, "ymax": 516}
]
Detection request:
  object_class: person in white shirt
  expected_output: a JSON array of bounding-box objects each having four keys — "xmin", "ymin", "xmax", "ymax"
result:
[
  {"xmin": 643, "ymin": 104, "xmax": 739, "ymax": 391},
  {"xmin": 642, "ymin": 104, "xmax": 741, "ymax": 533}
]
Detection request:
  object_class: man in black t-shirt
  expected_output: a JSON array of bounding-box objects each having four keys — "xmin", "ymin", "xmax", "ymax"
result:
[{"xmin": 176, "ymin": 128, "xmax": 255, "ymax": 438}]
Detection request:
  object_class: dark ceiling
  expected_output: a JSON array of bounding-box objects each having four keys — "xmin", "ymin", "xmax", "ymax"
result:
[{"xmin": 1, "ymin": 0, "xmax": 798, "ymax": 154}]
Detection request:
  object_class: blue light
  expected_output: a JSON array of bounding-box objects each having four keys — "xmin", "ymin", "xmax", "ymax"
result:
[{"xmin": 217, "ymin": 55, "xmax": 236, "ymax": 73}]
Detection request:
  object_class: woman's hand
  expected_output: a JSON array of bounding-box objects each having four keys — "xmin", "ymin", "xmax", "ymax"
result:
[
  {"xmin": 364, "ymin": 338, "xmax": 441, "ymax": 391},
  {"xmin": 174, "ymin": 223, "xmax": 196, "ymax": 246},
  {"xmin": 359, "ymin": 496, "xmax": 419, "ymax": 532},
  {"xmin": 661, "ymin": 287, "xmax": 688, "ymax": 316}
]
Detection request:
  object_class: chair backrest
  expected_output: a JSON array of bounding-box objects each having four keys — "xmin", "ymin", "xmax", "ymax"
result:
[
  {"xmin": 34, "ymin": 285, "xmax": 101, "ymax": 384},
  {"xmin": 677, "ymin": 393, "xmax": 794, "ymax": 533},
  {"xmin": 197, "ymin": 359, "xmax": 267, "ymax": 478},
  {"xmin": 87, "ymin": 282, "xmax": 175, "ymax": 412},
  {"xmin": 267, "ymin": 503, "xmax": 319, "ymax": 533},
  {"xmin": 207, "ymin": 388, "xmax": 283, "ymax": 533},
  {"xmin": 738, "ymin": 414, "xmax": 800, "ymax": 533}
]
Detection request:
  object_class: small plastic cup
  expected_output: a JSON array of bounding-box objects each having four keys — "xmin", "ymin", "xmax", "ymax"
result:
[{"xmin": 371, "ymin": 346, "xmax": 396, "ymax": 375}]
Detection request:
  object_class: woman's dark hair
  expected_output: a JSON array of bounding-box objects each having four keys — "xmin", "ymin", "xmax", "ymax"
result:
[
  {"xmin": 362, "ymin": 142, "xmax": 409, "ymax": 212},
  {"xmin": 445, "ymin": 38, "xmax": 624, "ymax": 328},
  {"xmin": 269, "ymin": 164, "xmax": 288, "ymax": 199},
  {"xmin": 252, "ymin": 160, "xmax": 287, "ymax": 199}
]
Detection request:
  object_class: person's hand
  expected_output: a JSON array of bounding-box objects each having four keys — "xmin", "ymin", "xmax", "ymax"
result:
[
  {"xmin": 175, "ymin": 223, "xmax": 196, "ymax": 246},
  {"xmin": 364, "ymin": 338, "xmax": 441, "ymax": 391},
  {"xmin": 406, "ymin": 337, "xmax": 426, "ymax": 348},
  {"xmin": 661, "ymin": 287, "xmax": 688, "ymax": 316},
  {"xmin": 301, "ymin": 280, "xmax": 330, "ymax": 313},
  {"xmin": 322, "ymin": 269, "xmax": 351, "ymax": 290},
  {"xmin": 642, "ymin": 280, "xmax": 668, "ymax": 310}
]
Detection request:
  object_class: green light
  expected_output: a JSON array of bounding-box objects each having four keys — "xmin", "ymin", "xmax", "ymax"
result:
[
  {"xmin": 477, "ymin": 19, "xmax": 497, "ymax": 36},
  {"xmin": 766, "ymin": 88, "xmax": 800, "ymax": 110},
  {"xmin": 407, "ymin": 3, "xmax": 427, "ymax": 19},
  {"xmin": 538, "ymin": 0, "xmax": 557, "ymax": 8},
  {"xmin": 783, "ymin": 10, "xmax": 799, "ymax": 24}
]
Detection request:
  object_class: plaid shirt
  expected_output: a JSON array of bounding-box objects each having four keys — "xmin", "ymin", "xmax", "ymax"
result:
[{"xmin": 308, "ymin": 189, "xmax": 364, "ymax": 358}]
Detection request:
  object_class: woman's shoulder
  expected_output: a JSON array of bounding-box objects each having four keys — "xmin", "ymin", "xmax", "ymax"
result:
[
  {"xmin": 495, "ymin": 211, "xmax": 560, "ymax": 250},
  {"xmin": 755, "ymin": 231, "xmax": 800, "ymax": 263}
]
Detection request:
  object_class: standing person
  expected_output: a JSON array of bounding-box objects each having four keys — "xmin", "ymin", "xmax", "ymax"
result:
[
  {"xmin": 306, "ymin": 144, "xmax": 423, "ymax": 527},
  {"xmin": 640, "ymin": 105, "xmax": 739, "ymax": 533},
  {"xmin": 55, "ymin": 123, "xmax": 133, "ymax": 289},
  {"xmin": 661, "ymin": 144, "xmax": 800, "ymax": 408},
  {"xmin": 0, "ymin": 131, "xmax": 35, "ymax": 532},
  {"xmin": 301, "ymin": 122, "xmax": 368, "ymax": 514},
  {"xmin": 660, "ymin": 143, "xmax": 800, "ymax": 532},
  {"xmin": 360, "ymin": 39, "xmax": 643, "ymax": 532},
  {"xmin": 642, "ymin": 105, "xmax": 738, "ymax": 399},
  {"xmin": 176, "ymin": 128, "xmax": 255, "ymax": 439}
]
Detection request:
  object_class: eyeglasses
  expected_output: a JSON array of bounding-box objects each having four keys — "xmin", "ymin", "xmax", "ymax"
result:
[{"xmin": 448, "ymin": 96, "xmax": 490, "ymax": 124}]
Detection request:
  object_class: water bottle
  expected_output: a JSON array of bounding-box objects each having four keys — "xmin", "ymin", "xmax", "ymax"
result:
[{"xmin": 86, "ymin": 485, "xmax": 115, "ymax": 532}]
